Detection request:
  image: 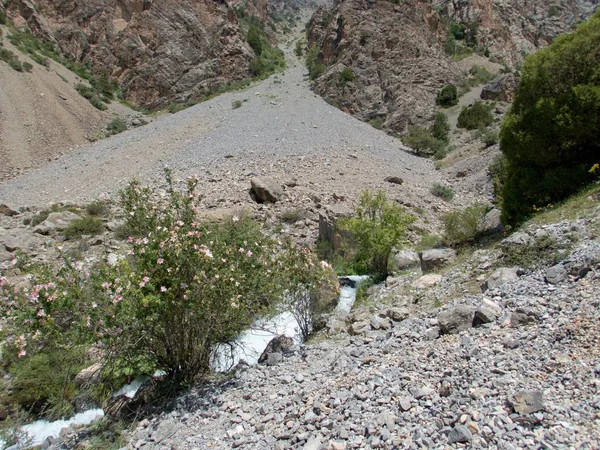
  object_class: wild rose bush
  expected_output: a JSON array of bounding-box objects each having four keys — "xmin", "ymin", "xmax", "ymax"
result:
[{"xmin": 2, "ymin": 170, "xmax": 333, "ymax": 392}]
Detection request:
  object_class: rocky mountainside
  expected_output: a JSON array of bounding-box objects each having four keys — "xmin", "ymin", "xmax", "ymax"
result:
[
  {"xmin": 307, "ymin": 0, "xmax": 460, "ymax": 133},
  {"xmin": 306, "ymin": 0, "xmax": 598, "ymax": 133},
  {"xmin": 3, "ymin": 0, "xmax": 258, "ymax": 109},
  {"xmin": 435, "ymin": 0, "xmax": 599, "ymax": 67}
]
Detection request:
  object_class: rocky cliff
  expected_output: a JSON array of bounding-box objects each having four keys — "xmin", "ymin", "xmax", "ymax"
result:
[
  {"xmin": 307, "ymin": 0, "xmax": 460, "ymax": 133},
  {"xmin": 306, "ymin": 0, "xmax": 598, "ymax": 134},
  {"xmin": 4, "ymin": 0, "xmax": 257, "ymax": 109}
]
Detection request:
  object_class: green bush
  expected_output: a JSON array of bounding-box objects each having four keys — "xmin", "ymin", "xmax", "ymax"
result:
[
  {"xmin": 306, "ymin": 44, "xmax": 325, "ymax": 80},
  {"xmin": 489, "ymin": 153, "xmax": 508, "ymax": 205},
  {"xmin": 22, "ymin": 61, "xmax": 32, "ymax": 72},
  {"xmin": 247, "ymin": 24, "xmax": 263, "ymax": 55},
  {"xmin": 457, "ymin": 101, "xmax": 493, "ymax": 130},
  {"xmin": 368, "ymin": 117, "xmax": 385, "ymax": 130},
  {"xmin": 500, "ymin": 11, "xmax": 600, "ymax": 226},
  {"xmin": 0, "ymin": 9, "xmax": 6, "ymax": 25},
  {"xmin": 86, "ymin": 200, "xmax": 109, "ymax": 216},
  {"xmin": 442, "ymin": 203, "xmax": 487, "ymax": 245},
  {"xmin": 295, "ymin": 40, "xmax": 304, "ymax": 57},
  {"xmin": 430, "ymin": 183, "xmax": 454, "ymax": 201},
  {"xmin": 431, "ymin": 112, "xmax": 450, "ymax": 143},
  {"xmin": 339, "ymin": 67, "xmax": 355, "ymax": 86},
  {"xmin": 436, "ymin": 84, "xmax": 458, "ymax": 107},
  {"xmin": 63, "ymin": 216, "xmax": 104, "ymax": 238},
  {"xmin": 106, "ymin": 117, "xmax": 127, "ymax": 135},
  {"xmin": 481, "ymin": 129, "xmax": 498, "ymax": 147},
  {"xmin": 338, "ymin": 190, "xmax": 415, "ymax": 281},
  {"xmin": 402, "ymin": 125, "xmax": 447, "ymax": 157}
]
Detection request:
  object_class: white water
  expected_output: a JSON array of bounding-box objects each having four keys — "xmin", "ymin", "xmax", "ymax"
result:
[
  {"xmin": 2, "ymin": 277, "xmax": 365, "ymax": 449},
  {"xmin": 336, "ymin": 275, "xmax": 370, "ymax": 314}
]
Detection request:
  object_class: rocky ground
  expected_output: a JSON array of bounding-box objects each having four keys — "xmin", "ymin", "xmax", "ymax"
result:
[{"xmin": 46, "ymin": 197, "xmax": 600, "ymax": 449}]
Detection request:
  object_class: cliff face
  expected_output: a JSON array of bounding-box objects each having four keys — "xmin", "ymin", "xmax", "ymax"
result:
[
  {"xmin": 437, "ymin": 0, "xmax": 599, "ymax": 66},
  {"xmin": 5, "ymin": 0, "xmax": 256, "ymax": 108},
  {"xmin": 307, "ymin": 0, "xmax": 461, "ymax": 134}
]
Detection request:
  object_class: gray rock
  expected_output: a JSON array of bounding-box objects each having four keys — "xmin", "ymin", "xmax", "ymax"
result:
[
  {"xmin": 545, "ymin": 264, "xmax": 567, "ymax": 284},
  {"xmin": 480, "ymin": 208, "xmax": 503, "ymax": 233},
  {"xmin": 74, "ymin": 362, "xmax": 102, "ymax": 387},
  {"xmin": 259, "ymin": 335, "xmax": 294, "ymax": 364},
  {"xmin": 482, "ymin": 267, "xmax": 520, "ymax": 292},
  {"xmin": 384, "ymin": 176, "xmax": 403, "ymax": 185},
  {"xmin": 510, "ymin": 312, "xmax": 536, "ymax": 327},
  {"xmin": 0, "ymin": 228, "xmax": 46, "ymax": 252},
  {"xmin": 447, "ymin": 424, "xmax": 473, "ymax": 444},
  {"xmin": 420, "ymin": 248, "xmax": 456, "ymax": 273},
  {"xmin": 266, "ymin": 352, "xmax": 283, "ymax": 366},
  {"xmin": 303, "ymin": 437, "xmax": 323, "ymax": 450},
  {"xmin": 412, "ymin": 274, "xmax": 442, "ymax": 289},
  {"xmin": 0, "ymin": 203, "xmax": 20, "ymax": 216},
  {"xmin": 500, "ymin": 232, "xmax": 533, "ymax": 249},
  {"xmin": 474, "ymin": 298, "xmax": 503, "ymax": 324},
  {"xmin": 480, "ymin": 74, "xmax": 517, "ymax": 103},
  {"xmin": 250, "ymin": 177, "xmax": 283, "ymax": 203},
  {"xmin": 392, "ymin": 249, "xmax": 420, "ymax": 271},
  {"xmin": 387, "ymin": 307, "xmax": 409, "ymax": 322},
  {"xmin": 509, "ymin": 390, "xmax": 545, "ymax": 414},
  {"xmin": 34, "ymin": 211, "xmax": 83, "ymax": 235},
  {"xmin": 438, "ymin": 305, "xmax": 475, "ymax": 335}
]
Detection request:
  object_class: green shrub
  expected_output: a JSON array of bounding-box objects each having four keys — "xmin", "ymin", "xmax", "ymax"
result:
[
  {"xmin": 247, "ymin": 24, "xmax": 263, "ymax": 55},
  {"xmin": 430, "ymin": 183, "xmax": 454, "ymax": 201},
  {"xmin": 442, "ymin": 203, "xmax": 487, "ymax": 245},
  {"xmin": 106, "ymin": 117, "xmax": 127, "ymax": 135},
  {"xmin": 86, "ymin": 200, "xmax": 109, "ymax": 217},
  {"xmin": 306, "ymin": 44, "xmax": 325, "ymax": 80},
  {"xmin": 338, "ymin": 190, "xmax": 415, "ymax": 281},
  {"xmin": 89, "ymin": 95, "xmax": 108, "ymax": 111},
  {"xmin": 489, "ymin": 153, "xmax": 508, "ymax": 205},
  {"xmin": 436, "ymin": 84, "xmax": 458, "ymax": 107},
  {"xmin": 0, "ymin": 9, "xmax": 6, "ymax": 25},
  {"xmin": 368, "ymin": 117, "xmax": 385, "ymax": 130},
  {"xmin": 482, "ymin": 129, "xmax": 498, "ymax": 147},
  {"xmin": 232, "ymin": 99, "xmax": 243, "ymax": 109},
  {"xmin": 450, "ymin": 22, "xmax": 466, "ymax": 40},
  {"xmin": 295, "ymin": 40, "xmax": 304, "ymax": 57},
  {"xmin": 339, "ymin": 67, "xmax": 355, "ymax": 86},
  {"xmin": 501, "ymin": 234, "xmax": 569, "ymax": 269},
  {"xmin": 431, "ymin": 112, "xmax": 450, "ymax": 143},
  {"xmin": 457, "ymin": 101, "xmax": 493, "ymax": 130},
  {"xmin": 63, "ymin": 216, "xmax": 104, "ymax": 238},
  {"xmin": 22, "ymin": 61, "xmax": 32, "ymax": 72},
  {"xmin": 500, "ymin": 11, "xmax": 600, "ymax": 226},
  {"xmin": 401, "ymin": 125, "xmax": 446, "ymax": 157},
  {"xmin": 418, "ymin": 233, "xmax": 444, "ymax": 250}
]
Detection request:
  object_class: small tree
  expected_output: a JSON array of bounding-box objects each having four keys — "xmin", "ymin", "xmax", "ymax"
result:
[
  {"xmin": 431, "ymin": 112, "xmax": 450, "ymax": 143},
  {"xmin": 442, "ymin": 204, "xmax": 487, "ymax": 246},
  {"xmin": 457, "ymin": 101, "xmax": 493, "ymax": 129},
  {"xmin": 338, "ymin": 191, "xmax": 415, "ymax": 281},
  {"xmin": 247, "ymin": 24, "xmax": 263, "ymax": 55},
  {"xmin": 436, "ymin": 84, "xmax": 458, "ymax": 107}
]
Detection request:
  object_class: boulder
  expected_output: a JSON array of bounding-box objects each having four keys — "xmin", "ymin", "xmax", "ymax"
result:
[
  {"xmin": 508, "ymin": 390, "xmax": 545, "ymax": 414},
  {"xmin": 545, "ymin": 264, "xmax": 567, "ymax": 284},
  {"xmin": 318, "ymin": 204, "xmax": 353, "ymax": 252},
  {"xmin": 74, "ymin": 362, "xmax": 103, "ymax": 387},
  {"xmin": 438, "ymin": 305, "xmax": 475, "ymax": 335},
  {"xmin": 250, "ymin": 177, "xmax": 283, "ymax": 203},
  {"xmin": 474, "ymin": 298, "xmax": 503, "ymax": 324},
  {"xmin": 447, "ymin": 424, "xmax": 473, "ymax": 444},
  {"xmin": 33, "ymin": 211, "xmax": 83, "ymax": 235},
  {"xmin": 482, "ymin": 267, "xmax": 520, "ymax": 292},
  {"xmin": 480, "ymin": 74, "xmax": 518, "ymax": 103},
  {"xmin": 480, "ymin": 208, "xmax": 503, "ymax": 233},
  {"xmin": 419, "ymin": 248, "xmax": 456, "ymax": 273},
  {"xmin": 412, "ymin": 274, "xmax": 442, "ymax": 289},
  {"xmin": 0, "ymin": 228, "xmax": 46, "ymax": 252},
  {"xmin": 391, "ymin": 249, "xmax": 420, "ymax": 271},
  {"xmin": 510, "ymin": 311, "xmax": 536, "ymax": 327},
  {"xmin": 0, "ymin": 203, "xmax": 20, "ymax": 216},
  {"xmin": 258, "ymin": 335, "xmax": 294, "ymax": 364},
  {"xmin": 387, "ymin": 307, "xmax": 410, "ymax": 322},
  {"xmin": 500, "ymin": 232, "xmax": 533, "ymax": 249},
  {"xmin": 384, "ymin": 176, "xmax": 403, "ymax": 185}
]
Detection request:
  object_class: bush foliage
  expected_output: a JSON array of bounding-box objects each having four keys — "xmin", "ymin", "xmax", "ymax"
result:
[
  {"xmin": 338, "ymin": 190, "xmax": 415, "ymax": 281},
  {"xmin": 457, "ymin": 101, "xmax": 493, "ymax": 130},
  {"xmin": 436, "ymin": 84, "xmax": 458, "ymax": 107},
  {"xmin": 499, "ymin": 11, "xmax": 600, "ymax": 226},
  {"xmin": 442, "ymin": 204, "xmax": 487, "ymax": 246}
]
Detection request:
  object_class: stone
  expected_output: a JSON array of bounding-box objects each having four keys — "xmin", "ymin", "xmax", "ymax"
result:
[
  {"xmin": 399, "ymin": 397, "xmax": 412, "ymax": 411},
  {"xmin": 303, "ymin": 437, "xmax": 323, "ymax": 450},
  {"xmin": 384, "ymin": 176, "xmax": 403, "ymax": 185},
  {"xmin": 545, "ymin": 264, "xmax": 567, "ymax": 284},
  {"xmin": 482, "ymin": 267, "xmax": 520, "ymax": 292},
  {"xmin": 509, "ymin": 390, "xmax": 545, "ymax": 414},
  {"xmin": 0, "ymin": 203, "xmax": 20, "ymax": 216},
  {"xmin": 480, "ymin": 74, "xmax": 518, "ymax": 103},
  {"xmin": 412, "ymin": 274, "xmax": 442, "ymax": 289},
  {"xmin": 250, "ymin": 177, "xmax": 284, "ymax": 203},
  {"xmin": 258, "ymin": 335, "xmax": 294, "ymax": 364},
  {"xmin": 0, "ymin": 228, "xmax": 46, "ymax": 252},
  {"xmin": 419, "ymin": 248, "xmax": 456, "ymax": 273},
  {"xmin": 438, "ymin": 305, "xmax": 475, "ymax": 335},
  {"xmin": 474, "ymin": 298, "xmax": 503, "ymax": 324},
  {"xmin": 266, "ymin": 352, "xmax": 283, "ymax": 366},
  {"xmin": 480, "ymin": 208, "xmax": 503, "ymax": 233},
  {"xmin": 447, "ymin": 424, "xmax": 473, "ymax": 444},
  {"xmin": 74, "ymin": 362, "xmax": 103, "ymax": 387},
  {"xmin": 500, "ymin": 232, "xmax": 534, "ymax": 249},
  {"xmin": 391, "ymin": 249, "xmax": 420, "ymax": 271},
  {"xmin": 33, "ymin": 211, "xmax": 83, "ymax": 235},
  {"xmin": 318, "ymin": 205, "xmax": 353, "ymax": 252},
  {"xmin": 387, "ymin": 307, "xmax": 409, "ymax": 322},
  {"xmin": 510, "ymin": 312, "xmax": 536, "ymax": 327},
  {"xmin": 348, "ymin": 321, "xmax": 370, "ymax": 335}
]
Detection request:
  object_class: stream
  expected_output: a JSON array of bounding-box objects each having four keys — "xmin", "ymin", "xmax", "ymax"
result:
[{"xmin": 2, "ymin": 276, "xmax": 369, "ymax": 449}]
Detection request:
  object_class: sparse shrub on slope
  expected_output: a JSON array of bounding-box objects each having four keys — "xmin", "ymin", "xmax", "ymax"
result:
[
  {"xmin": 436, "ymin": 84, "xmax": 458, "ymax": 107},
  {"xmin": 457, "ymin": 101, "xmax": 493, "ymax": 130},
  {"xmin": 443, "ymin": 203, "xmax": 487, "ymax": 246},
  {"xmin": 500, "ymin": 10, "xmax": 600, "ymax": 226}
]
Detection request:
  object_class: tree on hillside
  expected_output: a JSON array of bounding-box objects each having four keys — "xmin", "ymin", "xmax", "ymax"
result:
[{"xmin": 499, "ymin": 10, "xmax": 600, "ymax": 226}]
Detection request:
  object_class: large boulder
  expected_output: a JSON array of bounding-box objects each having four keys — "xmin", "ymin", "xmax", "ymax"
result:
[
  {"xmin": 481, "ymin": 267, "xmax": 521, "ymax": 292},
  {"xmin": 33, "ymin": 211, "xmax": 83, "ymax": 235},
  {"xmin": 480, "ymin": 208, "xmax": 504, "ymax": 234},
  {"xmin": 480, "ymin": 74, "xmax": 518, "ymax": 103},
  {"xmin": 250, "ymin": 177, "xmax": 283, "ymax": 203},
  {"xmin": 392, "ymin": 249, "xmax": 420, "ymax": 271},
  {"xmin": 438, "ymin": 305, "xmax": 475, "ymax": 334},
  {"xmin": 0, "ymin": 203, "xmax": 20, "ymax": 216},
  {"xmin": 0, "ymin": 228, "xmax": 46, "ymax": 252},
  {"xmin": 258, "ymin": 335, "xmax": 294, "ymax": 364},
  {"xmin": 419, "ymin": 248, "xmax": 456, "ymax": 273},
  {"xmin": 318, "ymin": 204, "xmax": 353, "ymax": 252},
  {"xmin": 74, "ymin": 362, "xmax": 103, "ymax": 387}
]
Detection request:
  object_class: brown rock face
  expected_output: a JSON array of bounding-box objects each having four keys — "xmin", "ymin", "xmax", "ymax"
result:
[
  {"xmin": 7, "ymin": 0, "xmax": 257, "ymax": 108},
  {"xmin": 306, "ymin": 0, "xmax": 461, "ymax": 133}
]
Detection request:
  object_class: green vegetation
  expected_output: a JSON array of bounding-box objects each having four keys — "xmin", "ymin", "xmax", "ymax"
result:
[
  {"xmin": 489, "ymin": 153, "xmax": 508, "ymax": 205},
  {"xmin": 106, "ymin": 117, "xmax": 127, "ymax": 135},
  {"xmin": 436, "ymin": 83, "xmax": 458, "ymax": 107},
  {"xmin": 442, "ymin": 203, "xmax": 487, "ymax": 246},
  {"xmin": 76, "ymin": 83, "xmax": 108, "ymax": 110},
  {"xmin": 243, "ymin": 18, "xmax": 285, "ymax": 79},
  {"xmin": 63, "ymin": 216, "xmax": 104, "ymax": 239},
  {"xmin": 338, "ymin": 67, "xmax": 355, "ymax": 86},
  {"xmin": 86, "ymin": 200, "xmax": 109, "ymax": 217},
  {"xmin": 500, "ymin": 234, "xmax": 570, "ymax": 269},
  {"xmin": 0, "ymin": 48, "xmax": 24, "ymax": 71},
  {"xmin": 368, "ymin": 117, "xmax": 385, "ymax": 130},
  {"xmin": 458, "ymin": 66, "xmax": 496, "ymax": 95},
  {"xmin": 481, "ymin": 129, "xmax": 498, "ymax": 147},
  {"xmin": 430, "ymin": 183, "xmax": 454, "ymax": 201},
  {"xmin": 499, "ymin": 11, "xmax": 600, "ymax": 226},
  {"xmin": 457, "ymin": 101, "xmax": 493, "ymax": 130},
  {"xmin": 232, "ymin": 99, "xmax": 243, "ymax": 109},
  {"xmin": 306, "ymin": 44, "xmax": 325, "ymax": 80},
  {"xmin": 295, "ymin": 40, "xmax": 304, "ymax": 57},
  {"xmin": 338, "ymin": 190, "xmax": 415, "ymax": 281},
  {"xmin": 0, "ymin": 9, "xmax": 7, "ymax": 25},
  {"xmin": 402, "ymin": 112, "xmax": 449, "ymax": 159}
]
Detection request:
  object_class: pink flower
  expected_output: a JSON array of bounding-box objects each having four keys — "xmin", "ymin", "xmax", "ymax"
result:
[
  {"xmin": 246, "ymin": 250, "xmax": 253, "ymax": 257},
  {"xmin": 157, "ymin": 258, "xmax": 164, "ymax": 265},
  {"xmin": 18, "ymin": 349, "xmax": 26, "ymax": 358},
  {"xmin": 143, "ymin": 276, "xmax": 150, "ymax": 283},
  {"xmin": 86, "ymin": 316, "xmax": 91, "ymax": 327},
  {"xmin": 37, "ymin": 309, "xmax": 46, "ymax": 317}
]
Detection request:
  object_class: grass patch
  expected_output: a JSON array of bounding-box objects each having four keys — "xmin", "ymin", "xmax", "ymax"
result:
[{"xmin": 86, "ymin": 200, "xmax": 109, "ymax": 217}]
